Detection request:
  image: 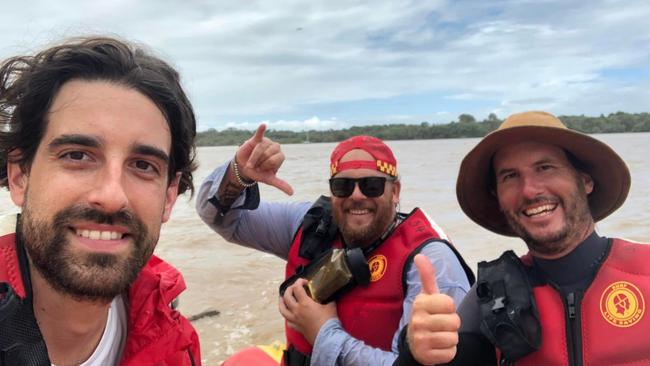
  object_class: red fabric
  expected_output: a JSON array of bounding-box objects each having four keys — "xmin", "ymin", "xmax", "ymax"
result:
[
  {"xmin": 284, "ymin": 208, "xmax": 443, "ymax": 355},
  {"xmin": 0, "ymin": 232, "xmax": 25, "ymax": 298},
  {"xmin": 0, "ymin": 227, "xmax": 201, "ymax": 366},
  {"xmin": 120, "ymin": 256, "xmax": 201, "ymax": 365},
  {"xmin": 329, "ymin": 135, "xmax": 397, "ymax": 177},
  {"xmin": 221, "ymin": 346, "xmax": 280, "ymax": 366},
  {"xmin": 334, "ymin": 160, "xmax": 379, "ymax": 173},
  {"xmin": 513, "ymin": 239, "xmax": 650, "ymax": 365}
]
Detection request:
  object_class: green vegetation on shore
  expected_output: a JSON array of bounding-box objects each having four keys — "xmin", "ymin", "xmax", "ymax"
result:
[{"xmin": 197, "ymin": 112, "xmax": 650, "ymax": 146}]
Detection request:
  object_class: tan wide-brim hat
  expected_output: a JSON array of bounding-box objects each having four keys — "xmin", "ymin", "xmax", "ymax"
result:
[{"xmin": 456, "ymin": 111, "xmax": 631, "ymax": 237}]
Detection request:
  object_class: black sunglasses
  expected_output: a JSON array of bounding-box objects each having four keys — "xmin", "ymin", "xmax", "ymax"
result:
[{"xmin": 329, "ymin": 176, "xmax": 394, "ymax": 198}]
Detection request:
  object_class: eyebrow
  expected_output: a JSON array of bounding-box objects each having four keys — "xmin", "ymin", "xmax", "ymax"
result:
[
  {"xmin": 496, "ymin": 157, "xmax": 559, "ymax": 177},
  {"xmin": 495, "ymin": 167, "xmax": 515, "ymax": 178},
  {"xmin": 132, "ymin": 144, "xmax": 170, "ymax": 165},
  {"xmin": 534, "ymin": 158, "xmax": 556, "ymax": 166},
  {"xmin": 48, "ymin": 134, "xmax": 100, "ymax": 151},
  {"xmin": 48, "ymin": 134, "xmax": 169, "ymax": 164}
]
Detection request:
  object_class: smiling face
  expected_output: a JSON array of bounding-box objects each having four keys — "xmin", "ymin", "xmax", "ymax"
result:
[
  {"xmin": 7, "ymin": 80, "xmax": 180, "ymax": 301},
  {"xmin": 330, "ymin": 149, "xmax": 400, "ymax": 248},
  {"xmin": 493, "ymin": 141, "xmax": 595, "ymax": 258}
]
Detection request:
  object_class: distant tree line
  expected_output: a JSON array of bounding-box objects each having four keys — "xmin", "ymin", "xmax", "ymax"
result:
[{"xmin": 196, "ymin": 112, "xmax": 650, "ymax": 146}]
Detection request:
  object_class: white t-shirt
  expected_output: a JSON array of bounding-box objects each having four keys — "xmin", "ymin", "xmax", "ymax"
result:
[{"xmin": 52, "ymin": 295, "xmax": 127, "ymax": 366}]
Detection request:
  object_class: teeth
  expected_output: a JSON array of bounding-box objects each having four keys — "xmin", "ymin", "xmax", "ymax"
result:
[
  {"xmin": 76, "ymin": 229, "xmax": 123, "ymax": 240},
  {"xmin": 525, "ymin": 204, "xmax": 556, "ymax": 217},
  {"xmin": 349, "ymin": 209, "xmax": 369, "ymax": 214}
]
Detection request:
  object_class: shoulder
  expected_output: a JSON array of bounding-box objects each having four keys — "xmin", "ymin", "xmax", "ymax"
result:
[
  {"xmin": 410, "ymin": 207, "xmax": 450, "ymax": 241},
  {"xmin": 612, "ymin": 237, "xmax": 650, "ymax": 247},
  {"xmin": 404, "ymin": 241, "xmax": 472, "ymax": 295},
  {"xmin": 130, "ymin": 255, "xmax": 186, "ymax": 307},
  {"xmin": 122, "ymin": 256, "xmax": 200, "ymax": 365},
  {"xmin": 606, "ymin": 238, "xmax": 650, "ymax": 276},
  {"xmin": 418, "ymin": 240, "xmax": 458, "ymax": 258},
  {"xmin": 416, "ymin": 240, "xmax": 469, "ymax": 279}
]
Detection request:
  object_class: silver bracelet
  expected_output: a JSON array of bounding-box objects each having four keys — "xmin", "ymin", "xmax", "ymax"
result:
[{"xmin": 232, "ymin": 157, "xmax": 257, "ymax": 188}]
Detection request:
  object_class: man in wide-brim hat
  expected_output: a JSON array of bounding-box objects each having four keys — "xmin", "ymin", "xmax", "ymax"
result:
[{"xmin": 399, "ymin": 111, "xmax": 650, "ymax": 366}]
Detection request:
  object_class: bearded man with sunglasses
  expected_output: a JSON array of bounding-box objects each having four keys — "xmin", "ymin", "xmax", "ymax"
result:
[{"xmin": 196, "ymin": 125, "xmax": 473, "ymax": 366}]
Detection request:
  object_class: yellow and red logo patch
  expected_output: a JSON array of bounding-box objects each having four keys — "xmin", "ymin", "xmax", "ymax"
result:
[
  {"xmin": 600, "ymin": 281, "xmax": 645, "ymax": 327},
  {"xmin": 368, "ymin": 254, "xmax": 387, "ymax": 282}
]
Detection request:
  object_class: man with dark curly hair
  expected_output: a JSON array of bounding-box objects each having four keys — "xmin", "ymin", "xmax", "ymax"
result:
[{"xmin": 0, "ymin": 37, "xmax": 200, "ymax": 365}]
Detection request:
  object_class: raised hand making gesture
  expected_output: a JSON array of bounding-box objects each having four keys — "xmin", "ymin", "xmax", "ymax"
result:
[
  {"xmin": 213, "ymin": 124, "xmax": 294, "ymax": 210},
  {"xmin": 233, "ymin": 124, "xmax": 294, "ymax": 195}
]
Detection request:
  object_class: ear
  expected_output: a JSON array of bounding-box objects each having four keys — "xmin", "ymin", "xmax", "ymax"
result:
[
  {"xmin": 6, "ymin": 152, "xmax": 28, "ymax": 207},
  {"xmin": 580, "ymin": 172, "xmax": 594, "ymax": 195},
  {"xmin": 161, "ymin": 172, "xmax": 181, "ymax": 223},
  {"xmin": 391, "ymin": 179, "xmax": 401, "ymax": 205}
]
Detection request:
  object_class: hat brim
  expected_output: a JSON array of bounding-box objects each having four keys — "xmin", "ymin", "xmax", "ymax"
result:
[{"xmin": 456, "ymin": 125, "xmax": 631, "ymax": 237}]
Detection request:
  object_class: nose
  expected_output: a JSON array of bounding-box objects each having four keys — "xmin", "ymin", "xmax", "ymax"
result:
[
  {"xmin": 520, "ymin": 173, "xmax": 543, "ymax": 200},
  {"xmin": 86, "ymin": 163, "xmax": 129, "ymax": 213},
  {"xmin": 348, "ymin": 181, "xmax": 366, "ymax": 200}
]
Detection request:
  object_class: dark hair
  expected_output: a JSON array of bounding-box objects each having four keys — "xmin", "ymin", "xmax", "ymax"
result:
[{"xmin": 0, "ymin": 36, "xmax": 197, "ymax": 195}]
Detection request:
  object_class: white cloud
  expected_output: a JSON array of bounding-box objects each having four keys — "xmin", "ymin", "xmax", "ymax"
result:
[
  {"xmin": 2, "ymin": 0, "xmax": 650, "ymax": 130},
  {"xmin": 216, "ymin": 116, "xmax": 347, "ymax": 132}
]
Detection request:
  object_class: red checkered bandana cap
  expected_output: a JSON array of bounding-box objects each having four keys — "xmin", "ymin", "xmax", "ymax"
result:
[{"xmin": 330, "ymin": 135, "xmax": 397, "ymax": 177}]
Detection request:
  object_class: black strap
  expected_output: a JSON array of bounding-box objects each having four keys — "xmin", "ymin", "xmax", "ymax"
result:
[
  {"xmin": 0, "ymin": 232, "xmax": 50, "ymax": 366},
  {"xmin": 297, "ymin": 196, "xmax": 338, "ymax": 260},
  {"xmin": 207, "ymin": 183, "xmax": 260, "ymax": 219},
  {"xmin": 187, "ymin": 348, "xmax": 197, "ymax": 366},
  {"xmin": 477, "ymin": 250, "xmax": 541, "ymax": 363},
  {"xmin": 283, "ymin": 345, "xmax": 311, "ymax": 366},
  {"xmin": 393, "ymin": 326, "xmax": 426, "ymax": 366},
  {"xmin": 360, "ymin": 213, "xmax": 402, "ymax": 256}
]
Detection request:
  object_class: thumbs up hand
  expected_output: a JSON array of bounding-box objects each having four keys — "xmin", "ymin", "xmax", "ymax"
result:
[
  {"xmin": 235, "ymin": 124, "xmax": 293, "ymax": 195},
  {"xmin": 407, "ymin": 254, "xmax": 460, "ymax": 365}
]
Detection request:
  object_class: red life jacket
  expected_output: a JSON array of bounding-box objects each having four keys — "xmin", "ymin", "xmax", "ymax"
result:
[
  {"xmin": 0, "ymin": 215, "xmax": 201, "ymax": 366},
  {"xmin": 285, "ymin": 207, "xmax": 469, "ymax": 356},
  {"xmin": 512, "ymin": 239, "xmax": 650, "ymax": 365}
]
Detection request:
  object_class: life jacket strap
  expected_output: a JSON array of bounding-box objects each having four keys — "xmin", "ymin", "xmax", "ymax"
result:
[
  {"xmin": 477, "ymin": 250, "xmax": 541, "ymax": 363},
  {"xmin": 283, "ymin": 345, "xmax": 311, "ymax": 366}
]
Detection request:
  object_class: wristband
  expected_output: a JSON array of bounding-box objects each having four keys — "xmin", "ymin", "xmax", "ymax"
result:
[{"xmin": 232, "ymin": 157, "xmax": 257, "ymax": 188}]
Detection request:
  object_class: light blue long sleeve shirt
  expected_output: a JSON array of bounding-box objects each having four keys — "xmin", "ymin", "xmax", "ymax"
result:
[{"xmin": 196, "ymin": 163, "xmax": 471, "ymax": 366}]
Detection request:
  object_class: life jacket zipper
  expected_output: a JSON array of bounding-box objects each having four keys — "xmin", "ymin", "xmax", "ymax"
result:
[{"xmin": 565, "ymin": 291, "xmax": 583, "ymax": 366}]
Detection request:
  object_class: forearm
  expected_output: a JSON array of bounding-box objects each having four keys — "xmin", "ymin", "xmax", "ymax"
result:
[
  {"xmin": 311, "ymin": 319, "xmax": 398, "ymax": 366},
  {"xmin": 393, "ymin": 328, "xmax": 496, "ymax": 366},
  {"xmin": 195, "ymin": 162, "xmax": 309, "ymax": 259},
  {"xmin": 444, "ymin": 332, "xmax": 497, "ymax": 366},
  {"xmin": 216, "ymin": 158, "xmax": 255, "ymax": 209},
  {"xmin": 195, "ymin": 161, "xmax": 251, "ymax": 233}
]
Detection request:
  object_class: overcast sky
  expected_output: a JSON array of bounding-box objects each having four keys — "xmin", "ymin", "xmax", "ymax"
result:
[{"xmin": 2, "ymin": 0, "xmax": 649, "ymax": 131}]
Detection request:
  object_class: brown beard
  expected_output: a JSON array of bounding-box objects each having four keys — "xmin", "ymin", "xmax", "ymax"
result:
[
  {"xmin": 502, "ymin": 175, "xmax": 592, "ymax": 256},
  {"xmin": 333, "ymin": 199, "xmax": 396, "ymax": 248},
  {"xmin": 20, "ymin": 203, "xmax": 157, "ymax": 302}
]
